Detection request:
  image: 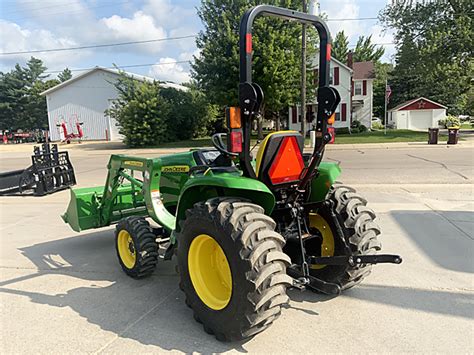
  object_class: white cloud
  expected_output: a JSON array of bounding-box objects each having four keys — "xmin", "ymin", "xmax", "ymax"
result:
[
  {"xmin": 178, "ymin": 49, "xmax": 201, "ymax": 62},
  {"xmin": 0, "ymin": 20, "xmax": 88, "ymax": 72},
  {"xmin": 143, "ymin": 0, "xmax": 195, "ymax": 28},
  {"xmin": 100, "ymin": 11, "xmax": 167, "ymax": 52},
  {"xmin": 369, "ymin": 24, "xmax": 396, "ymax": 63},
  {"xmin": 323, "ymin": 0, "xmax": 363, "ymax": 41},
  {"xmin": 148, "ymin": 57, "xmax": 190, "ymax": 83}
]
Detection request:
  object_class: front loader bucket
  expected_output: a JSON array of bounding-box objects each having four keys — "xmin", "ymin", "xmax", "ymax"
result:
[
  {"xmin": 62, "ymin": 184, "xmax": 147, "ymax": 232},
  {"xmin": 62, "ymin": 186, "xmax": 103, "ymax": 232}
]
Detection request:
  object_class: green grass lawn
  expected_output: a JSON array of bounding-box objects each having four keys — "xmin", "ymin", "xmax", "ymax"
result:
[
  {"xmin": 154, "ymin": 129, "xmax": 451, "ymax": 148},
  {"xmin": 460, "ymin": 123, "xmax": 473, "ymax": 130},
  {"xmin": 331, "ymin": 129, "xmax": 448, "ymax": 144}
]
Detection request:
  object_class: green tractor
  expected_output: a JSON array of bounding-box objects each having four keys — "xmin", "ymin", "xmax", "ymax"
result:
[{"xmin": 62, "ymin": 5, "xmax": 401, "ymax": 341}]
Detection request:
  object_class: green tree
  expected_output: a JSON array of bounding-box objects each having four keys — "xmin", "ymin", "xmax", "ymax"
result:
[
  {"xmin": 106, "ymin": 74, "xmax": 171, "ymax": 147},
  {"xmin": 353, "ymin": 35, "xmax": 385, "ymax": 62},
  {"xmin": 0, "ymin": 57, "xmax": 52, "ymax": 131},
  {"xmin": 372, "ymin": 62, "xmax": 393, "ymax": 119},
  {"xmin": 332, "ymin": 31, "xmax": 384, "ymax": 63},
  {"xmin": 192, "ymin": 0, "xmax": 310, "ymax": 138},
  {"xmin": 380, "ymin": 0, "xmax": 473, "ymax": 114},
  {"xmin": 332, "ymin": 30, "xmax": 349, "ymax": 62},
  {"xmin": 25, "ymin": 57, "xmax": 48, "ymax": 84},
  {"xmin": 107, "ymin": 72, "xmax": 218, "ymax": 147},
  {"xmin": 58, "ymin": 68, "xmax": 73, "ymax": 82}
]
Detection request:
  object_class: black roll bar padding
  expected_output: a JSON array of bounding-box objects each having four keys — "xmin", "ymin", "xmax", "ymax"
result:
[{"xmin": 238, "ymin": 5, "xmax": 332, "ymax": 179}]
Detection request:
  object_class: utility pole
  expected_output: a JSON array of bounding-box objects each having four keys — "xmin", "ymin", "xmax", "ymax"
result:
[
  {"xmin": 300, "ymin": 0, "xmax": 307, "ymax": 138},
  {"xmin": 384, "ymin": 78, "xmax": 388, "ymax": 135}
]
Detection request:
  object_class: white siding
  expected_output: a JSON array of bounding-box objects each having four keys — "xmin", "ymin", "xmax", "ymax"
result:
[
  {"xmin": 352, "ymin": 79, "xmax": 373, "ymax": 128},
  {"xmin": 432, "ymin": 109, "xmax": 446, "ymax": 127},
  {"xmin": 288, "ymin": 57, "xmax": 352, "ymax": 133},
  {"xmin": 391, "ymin": 108, "xmax": 446, "ymax": 130},
  {"xmin": 46, "ymin": 71, "xmax": 120, "ymax": 141}
]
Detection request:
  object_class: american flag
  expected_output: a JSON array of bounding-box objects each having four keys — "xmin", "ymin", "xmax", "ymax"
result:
[{"xmin": 385, "ymin": 84, "xmax": 392, "ymax": 102}]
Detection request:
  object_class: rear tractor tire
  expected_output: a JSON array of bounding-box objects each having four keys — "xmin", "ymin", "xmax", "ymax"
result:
[
  {"xmin": 177, "ymin": 198, "xmax": 292, "ymax": 341},
  {"xmin": 308, "ymin": 183, "xmax": 382, "ymax": 291},
  {"xmin": 115, "ymin": 216, "xmax": 159, "ymax": 279}
]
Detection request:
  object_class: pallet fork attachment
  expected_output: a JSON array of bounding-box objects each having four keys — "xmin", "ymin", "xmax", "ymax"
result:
[{"xmin": 0, "ymin": 143, "xmax": 76, "ymax": 196}]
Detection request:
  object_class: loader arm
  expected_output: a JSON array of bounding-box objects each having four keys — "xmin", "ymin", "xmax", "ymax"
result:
[{"xmin": 62, "ymin": 155, "xmax": 177, "ymax": 232}]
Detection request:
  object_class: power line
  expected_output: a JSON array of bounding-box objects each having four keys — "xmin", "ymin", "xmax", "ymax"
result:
[
  {"xmin": 326, "ymin": 17, "xmax": 378, "ymax": 21},
  {"xmin": 43, "ymin": 60, "xmax": 192, "ymax": 74},
  {"xmin": 348, "ymin": 42, "xmax": 395, "ymax": 47},
  {"xmin": 0, "ymin": 35, "xmax": 197, "ymax": 56},
  {"xmin": 3, "ymin": 1, "xmax": 132, "ymax": 21},
  {"xmin": 1, "ymin": 33, "xmax": 395, "ymax": 57},
  {"xmin": 2, "ymin": 1, "xmax": 85, "ymax": 16}
]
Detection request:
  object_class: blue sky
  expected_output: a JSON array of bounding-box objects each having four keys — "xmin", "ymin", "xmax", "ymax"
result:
[{"xmin": 0, "ymin": 0, "xmax": 394, "ymax": 82}]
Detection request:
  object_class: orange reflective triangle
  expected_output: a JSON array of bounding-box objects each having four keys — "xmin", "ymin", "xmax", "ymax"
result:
[{"xmin": 268, "ymin": 136, "xmax": 304, "ymax": 184}]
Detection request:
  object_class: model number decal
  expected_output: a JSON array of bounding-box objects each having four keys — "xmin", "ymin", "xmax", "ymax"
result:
[
  {"xmin": 124, "ymin": 160, "xmax": 144, "ymax": 167},
  {"xmin": 162, "ymin": 165, "xmax": 190, "ymax": 173}
]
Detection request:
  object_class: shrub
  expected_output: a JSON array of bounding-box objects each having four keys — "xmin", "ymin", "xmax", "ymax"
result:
[
  {"xmin": 371, "ymin": 121, "xmax": 384, "ymax": 130},
  {"xmin": 351, "ymin": 120, "xmax": 368, "ymax": 133},
  {"xmin": 106, "ymin": 72, "xmax": 218, "ymax": 147},
  {"xmin": 335, "ymin": 127, "xmax": 350, "ymax": 134},
  {"xmin": 439, "ymin": 115, "xmax": 461, "ymax": 128},
  {"xmin": 446, "ymin": 115, "xmax": 461, "ymax": 128}
]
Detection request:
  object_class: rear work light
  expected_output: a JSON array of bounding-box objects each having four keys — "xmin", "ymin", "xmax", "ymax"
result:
[
  {"xmin": 229, "ymin": 131, "xmax": 242, "ymax": 153},
  {"xmin": 268, "ymin": 136, "xmax": 304, "ymax": 185}
]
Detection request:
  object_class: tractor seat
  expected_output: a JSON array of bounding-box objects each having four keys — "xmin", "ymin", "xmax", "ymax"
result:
[{"xmin": 255, "ymin": 131, "xmax": 304, "ymax": 187}]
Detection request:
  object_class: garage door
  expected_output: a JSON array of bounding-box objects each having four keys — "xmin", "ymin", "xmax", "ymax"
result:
[{"xmin": 409, "ymin": 111, "xmax": 432, "ymax": 130}]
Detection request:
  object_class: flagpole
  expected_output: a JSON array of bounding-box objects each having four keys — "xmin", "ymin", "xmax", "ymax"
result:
[{"xmin": 384, "ymin": 79, "xmax": 388, "ymax": 135}]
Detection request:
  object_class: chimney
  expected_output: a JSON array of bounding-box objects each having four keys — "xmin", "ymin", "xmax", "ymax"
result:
[{"xmin": 347, "ymin": 50, "xmax": 353, "ymax": 69}]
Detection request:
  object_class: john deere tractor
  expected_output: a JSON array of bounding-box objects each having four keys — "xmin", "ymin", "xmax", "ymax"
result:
[{"xmin": 62, "ymin": 5, "xmax": 402, "ymax": 341}]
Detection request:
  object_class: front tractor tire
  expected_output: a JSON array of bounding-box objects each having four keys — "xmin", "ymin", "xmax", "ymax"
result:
[
  {"xmin": 177, "ymin": 198, "xmax": 291, "ymax": 342},
  {"xmin": 115, "ymin": 217, "xmax": 159, "ymax": 279},
  {"xmin": 309, "ymin": 183, "xmax": 382, "ymax": 291}
]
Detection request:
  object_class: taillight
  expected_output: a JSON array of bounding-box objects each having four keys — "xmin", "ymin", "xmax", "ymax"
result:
[
  {"xmin": 229, "ymin": 131, "xmax": 242, "ymax": 153},
  {"xmin": 268, "ymin": 136, "xmax": 304, "ymax": 184}
]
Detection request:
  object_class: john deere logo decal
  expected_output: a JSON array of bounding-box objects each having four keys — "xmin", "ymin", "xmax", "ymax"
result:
[{"xmin": 162, "ymin": 165, "xmax": 190, "ymax": 173}]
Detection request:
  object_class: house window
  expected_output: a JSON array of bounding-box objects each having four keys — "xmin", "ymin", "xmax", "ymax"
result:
[
  {"xmin": 335, "ymin": 105, "xmax": 341, "ymax": 121},
  {"xmin": 329, "ymin": 68, "xmax": 333, "ymax": 85},
  {"xmin": 354, "ymin": 81, "xmax": 362, "ymax": 95}
]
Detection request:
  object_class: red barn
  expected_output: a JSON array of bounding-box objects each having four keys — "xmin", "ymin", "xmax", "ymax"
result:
[{"xmin": 388, "ymin": 97, "xmax": 447, "ymax": 130}]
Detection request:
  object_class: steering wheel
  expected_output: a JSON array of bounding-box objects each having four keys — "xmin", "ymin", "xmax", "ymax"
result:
[{"xmin": 211, "ymin": 133, "xmax": 238, "ymax": 157}]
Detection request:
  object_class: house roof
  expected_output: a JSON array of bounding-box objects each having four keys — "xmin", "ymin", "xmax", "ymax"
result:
[
  {"xmin": 353, "ymin": 61, "xmax": 375, "ymax": 80},
  {"xmin": 389, "ymin": 97, "xmax": 447, "ymax": 111},
  {"xmin": 40, "ymin": 66, "xmax": 187, "ymax": 96},
  {"xmin": 311, "ymin": 51, "xmax": 353, "ymax": 72},
  {"xmin": 331, "ymin": 57, "xmax": 353, "ymax": 72}
]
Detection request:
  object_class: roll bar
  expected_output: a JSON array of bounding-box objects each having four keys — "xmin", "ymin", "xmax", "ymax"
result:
[{"xmin": 237, "ymin": 5, "xmax": 338, "ymax": 183}]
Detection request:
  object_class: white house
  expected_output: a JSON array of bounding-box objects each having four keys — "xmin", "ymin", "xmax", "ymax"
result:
[
  {"xmin": 288, "ymin": 56, "xmax": 353, "ymax": 133},
  {"xmin": 351, "ymin": 61, "xmax": 375, "ymax": 128},
  {"xmin": 388, "ymin": 97, "xmax": 447, "ymax": 130},
  {"xmin": 288, "ymin": 53, "xmax": 375, "ymax": 133},
  {"xmin": 40, "ymin": 67, "xmax": 186, "ymax": 142}
]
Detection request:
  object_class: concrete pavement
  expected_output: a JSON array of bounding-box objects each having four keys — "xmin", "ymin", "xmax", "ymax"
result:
[{"xmin": 0, "ymin": 143, "xmax": 473, "ymax": 353}]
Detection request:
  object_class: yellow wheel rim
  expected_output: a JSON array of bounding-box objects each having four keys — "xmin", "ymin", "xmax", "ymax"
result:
[
  {"xmin": 188, "ymin": 234, "xmax": 232, "ymax": 310},
  {"xmin": 117, "ymin": 230, "xmax": 136, "ymax": 269},
  {"xmin": 309, "ymin": 213, "xmax": 335, "ymax": 270}
]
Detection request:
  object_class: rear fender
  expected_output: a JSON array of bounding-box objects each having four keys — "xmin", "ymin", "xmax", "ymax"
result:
[
  {"xmin": 174, "ymin": 174, "xmax": 275, "ymax": 236},
  {"xmin": 309, "ymin": 162, "xmax": 342, "ymax": 202}
]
